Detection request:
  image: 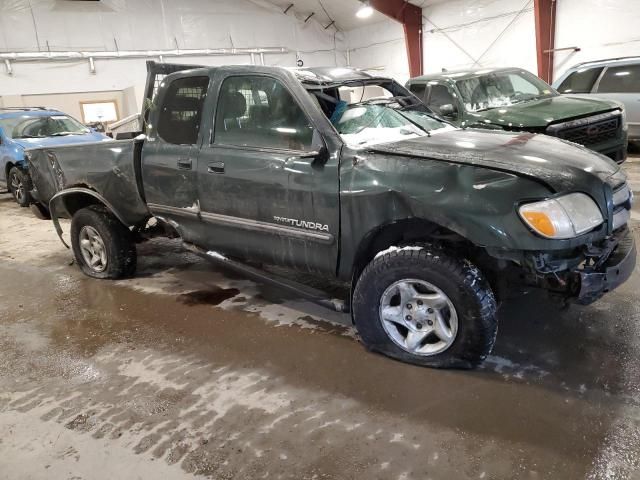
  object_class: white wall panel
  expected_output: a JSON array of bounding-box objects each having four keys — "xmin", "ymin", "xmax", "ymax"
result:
[
  {"xmin": 0, "ymin": 0, "xmax": 345, "ymax": 110},
  {"xmin": 422, "ymin": 0, "xmax": 537, "ymax": 76},
  {"xmin": 346, "ymin": 0, "xmax": 538, "ymax": 83},
  {"xmin": 554, "ymin": 0, "xmax": 640, "ymax": 81},
  {"xmin": 344, "ymin": 19, "xmax": 409, "ymax": 83}
]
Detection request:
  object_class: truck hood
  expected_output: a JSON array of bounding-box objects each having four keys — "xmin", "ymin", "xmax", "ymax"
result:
[
  {"xmin": 14, "ymin": 132, "xmax": 111, "ymax": 149},
  {"xmin": 369, "ymin": 128, "xmax": 621, "ymax": 192},
  {"xmin": 467, "ymin": 95, "xmax": 620, "ymax": 129}
]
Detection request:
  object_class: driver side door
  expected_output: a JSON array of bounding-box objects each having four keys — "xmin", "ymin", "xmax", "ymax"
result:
[{"xmin": 195, "ymin": 71, "xmax": 340, "ymax": 275}]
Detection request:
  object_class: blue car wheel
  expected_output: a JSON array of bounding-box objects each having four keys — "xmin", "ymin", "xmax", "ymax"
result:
[{"xmin": 8, "ymin": 166, "xmax": 32, "ymax": 207}]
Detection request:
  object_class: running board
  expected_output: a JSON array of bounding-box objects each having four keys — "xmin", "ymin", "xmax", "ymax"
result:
[{"xmin": 183, "ymin": 242, "xmax": 349, "ymax": 313}]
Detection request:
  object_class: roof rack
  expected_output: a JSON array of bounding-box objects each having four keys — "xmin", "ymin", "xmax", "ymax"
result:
[
  {"xmin": 574, "ymin": 56, "xmax": 640, "ymax": 67},
  {"xmin": 0, "ymin": 106, "xmax": 48, "ymax": 111}
]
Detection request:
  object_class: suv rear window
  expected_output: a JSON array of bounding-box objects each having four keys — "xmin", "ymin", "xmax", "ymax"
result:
[
  {"xmin": 557, "ymin": 67, "xmax": 603, "ymax": 94},
  {"xmin": 157, "ymin": 76, "xmax": 209, "ymax": 145},
  {"xmin": 597, "ymin": 65, "xmax": 640, "ymax": 93}
]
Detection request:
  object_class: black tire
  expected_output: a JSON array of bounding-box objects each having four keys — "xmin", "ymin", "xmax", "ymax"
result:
[
  {"xmin": 70, "ymin": 205, "xmax": 137, "ymax": 279},
  {"xmin": 8, "ymin": 166, "xmax": 32, "ymax": 207},
  {"xmin": 352, "ymin": 246, "xmax": 497, "ymax": 369}
]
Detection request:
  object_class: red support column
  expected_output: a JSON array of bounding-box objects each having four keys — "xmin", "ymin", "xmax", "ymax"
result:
[
  {"xmin": 370, "ymin": 0, "xmax": 423, "ymax": 77},
  {"xmin": 534, "ymin": 0, "xmax": 556, "ymax": 83}
]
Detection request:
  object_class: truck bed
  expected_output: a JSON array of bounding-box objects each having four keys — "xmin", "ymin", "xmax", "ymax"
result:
[{"xmin": 28, "ymin": 138, "xmax": 150, "ymax": 226}]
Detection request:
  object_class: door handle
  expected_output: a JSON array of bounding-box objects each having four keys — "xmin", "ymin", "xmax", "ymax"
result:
[
  {"xmin": 177, "ymin": 158, "xmax": 192, "ymax": 170},
  {"xmin": 207, "ymin": 161, "xmax": 225, "ymax": 174}
]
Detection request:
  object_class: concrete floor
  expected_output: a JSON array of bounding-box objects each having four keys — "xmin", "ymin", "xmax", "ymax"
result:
[{"xmin": 1, "ymin": 159, "xmax": 640, "ymax": 479}]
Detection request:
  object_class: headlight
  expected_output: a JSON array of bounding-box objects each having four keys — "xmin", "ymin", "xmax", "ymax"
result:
[{"xmin": 519, "ymin": 193, "xmax": 604, "ymax": 239}]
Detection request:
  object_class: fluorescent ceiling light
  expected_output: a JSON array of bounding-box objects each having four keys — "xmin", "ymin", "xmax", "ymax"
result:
[{"xmin": 356, "ymin": 1, "xmax": 374, "ymax": 18}]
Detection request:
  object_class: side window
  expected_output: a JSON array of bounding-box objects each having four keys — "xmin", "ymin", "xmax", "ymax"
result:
[
  {"xmin": 157, "ymin": 76, "xmax": 209, "ymax": 145},
  {"xmin": 215, "ymin": 75, "xmax": 314, "ymax": 151},
  {"xmin": 557, "ymin": 67, "xmax": 603, "ymax": 93},
  {"xmin": 409, "ymin": 83, "xmax": 427, "ymax": 102},
  {"xmin": 428, "ymin": 84, "xmax": 458, "ymax": 118},
  {"xmin": 597, "ymin": 65, "xmax": 640, "ymax": 93}
]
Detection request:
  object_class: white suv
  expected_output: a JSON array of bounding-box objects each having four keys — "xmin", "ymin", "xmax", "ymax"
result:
[{"xmin": 554, "ymin": 57, "xmax": 640, "ymax": 146}]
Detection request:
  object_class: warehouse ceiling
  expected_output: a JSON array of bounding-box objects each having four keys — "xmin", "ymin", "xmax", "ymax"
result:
[{"xmin": 254, "ymin": 0, "xmax": 447, "ymax": 31}]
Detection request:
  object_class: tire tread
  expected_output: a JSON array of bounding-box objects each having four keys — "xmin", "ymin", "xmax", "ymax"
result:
[{"xmin": 353, "ymin": 246, "xmax": 497, "ymax": 369}]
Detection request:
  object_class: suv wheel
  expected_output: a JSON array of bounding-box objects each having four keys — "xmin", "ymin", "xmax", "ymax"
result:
[
  {"xmin": 70, "ymin": 205, "xmax": 137, "ymax": 279},
  {"xmin": 8, "ymin": 167, "xmax": 32, "ymax": 207},
  {"xmin": 352, "ymin": 246, "xmax": 498, "ymax": 369}
]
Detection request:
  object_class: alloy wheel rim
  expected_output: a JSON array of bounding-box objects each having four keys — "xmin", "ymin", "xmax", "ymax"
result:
[
  {"xmin": 79, "ymin": 226, "xmax": 108, "ymax": 272},
  {"xmin": 10, "ymin": 173, "xmax": 23, "ymax": 203},
  {"xmin": 379, "ymin": 278, "xmax": 458, "ymax": 356}
]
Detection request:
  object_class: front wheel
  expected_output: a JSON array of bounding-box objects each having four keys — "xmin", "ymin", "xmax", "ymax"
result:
[
  {"xmin": 70, "ymin": 205, "xmax": 137, "ymax": 279},
  {"xmin": 352, "ymin": 246, "xmax": 498, "ymax": 369},
  {"xmin": 8, "ymin": 167, "xmax": 32, "ymax": 207}
]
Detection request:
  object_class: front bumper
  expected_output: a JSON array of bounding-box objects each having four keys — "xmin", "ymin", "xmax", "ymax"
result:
[
  {"xmin": 597, "ymin": 142, "xmax": 627, "ymax": 164},
  {"xmin": 575, "ymin": 227, "xmax": 636, "ymax": 305}
]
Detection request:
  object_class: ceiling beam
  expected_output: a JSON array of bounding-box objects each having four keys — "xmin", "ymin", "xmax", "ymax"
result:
[
  {"xmin": 534, "ymin": 0, "xmax": 556, "ymax": 83},
  {"xmin": 370, "ymin": 0, "xmax": 423, "ymax": 77}
]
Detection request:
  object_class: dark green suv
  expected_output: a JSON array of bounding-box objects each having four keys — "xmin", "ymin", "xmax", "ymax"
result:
[{"xmin": 406, "ymin": 68, "xmax": 628, "ymax": 163}]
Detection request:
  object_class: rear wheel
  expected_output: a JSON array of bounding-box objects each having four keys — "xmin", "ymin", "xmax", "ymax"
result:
[
  {"xmin": 352, "ymin": 246, "xmax": 498, "ymax": 369},
  {"xmin": 8, "ymin": 167, "xmax": 32, "ymax": 207},
  {"xmin": 70, "ymin": 205, "xmax": 137, "ymax": 279}
]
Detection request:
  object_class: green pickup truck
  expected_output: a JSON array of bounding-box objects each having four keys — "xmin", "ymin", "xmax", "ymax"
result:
[
  {"xmin": 26, "ymin": 63, "xmax": 635, "ymax": 369},
  {"xmin": 406, "ymin": 67, "xmax": 628, "ymax": 163}
]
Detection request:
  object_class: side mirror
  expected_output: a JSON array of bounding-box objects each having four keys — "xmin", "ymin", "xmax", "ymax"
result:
[
  {"xmin": 438, "ymin": 103, "xmax": 458, "ymax": 119},
  {"xmin": 301, "ymin": 146, "xmax": 330, "ymax": 165},
  {"xmin": 287, "ymin": 146, "xmax": 330, "ymax": 169}
]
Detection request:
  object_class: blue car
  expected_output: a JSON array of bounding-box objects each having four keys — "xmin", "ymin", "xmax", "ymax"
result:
[{"xmin": 0, "ymin": 107, "xmax": 111, "ymax": 206}]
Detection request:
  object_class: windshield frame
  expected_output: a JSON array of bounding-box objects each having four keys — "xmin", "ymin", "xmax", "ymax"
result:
[
  {"xmin": 454, "ymin": 69, "xmax": 559, "ymax": 113},
  {"xmin": 303, "ymin": 78, "xmax": 456, "ymax": 148}
]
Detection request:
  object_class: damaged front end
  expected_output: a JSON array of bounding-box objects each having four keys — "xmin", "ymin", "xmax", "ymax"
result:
[{"xmin": 526, "ymin": 225, "xmax": 636, "ymax": 305}]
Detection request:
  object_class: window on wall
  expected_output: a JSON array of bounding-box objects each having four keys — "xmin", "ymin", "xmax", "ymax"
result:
[
  {"xmin": 597, "ymin": 65, "xmax": 640, "ymax": 93},
  {"xmin": 557, "ymin": 67, "xmax": 603, "ymax": 94},
  {"xmin": 214, "ymin": 75, "xmax": 314, "ymax": 151},
  {"xmin": 157, "ymin": 76, "xmax": 209, "ymax": 145}
]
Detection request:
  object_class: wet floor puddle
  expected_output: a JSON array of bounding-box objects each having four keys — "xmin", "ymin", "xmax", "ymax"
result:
[{"xmin": 177, "ymin": 287, "xmax": 241, "ymax": 306}]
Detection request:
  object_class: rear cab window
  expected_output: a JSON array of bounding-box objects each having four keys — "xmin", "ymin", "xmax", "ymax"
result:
[
  {"xmin": 157, "ymin": 76, "xmax": 209, "ymax": 145},
  {"xmin": 557, "ymin": 67, "xmax": 603, "ymax": 93},
  {"xmin": 597, "ymin": 65, "xmax": 640, "ymax": 93}
]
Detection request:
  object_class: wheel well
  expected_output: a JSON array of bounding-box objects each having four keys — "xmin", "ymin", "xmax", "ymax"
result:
[
  {"xmin": 5, "ymin": 162, "xmax": 14, "ymax": 184},
  {"xmin": 58, "ymin": 191, "xmax": 103, "ymax": 218},
  {"xmin": 350, "ymin": 218, "xmax": 477, "ymax": 290}
]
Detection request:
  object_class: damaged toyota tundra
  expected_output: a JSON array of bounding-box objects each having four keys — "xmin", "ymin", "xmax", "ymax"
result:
[{"xmin": 26, "ymin": 63, "xmax": 636, "ymax": 368}]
